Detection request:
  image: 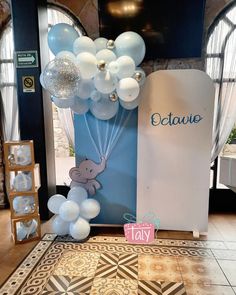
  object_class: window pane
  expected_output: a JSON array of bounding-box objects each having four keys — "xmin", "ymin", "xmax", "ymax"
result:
[
  {"xmin": 226, "ymin": 6, "xmax": 236, "ymax": 24},
  {"xmin": 47, "ymin": 8, "xmax": 82, "ymax": 35},
  {"xmin": 207, "ymin": 19, "xmax": 230, "ymax": 54},
  {"xmin": 0, "ymin": 23, "xmax": 14, "ymax": 59},
  {"xmin": 223, "ymin": 29, "xmax": 236, "ymax": 79},
  {"xmin": 206, "ymin": 57, "xmax": 221, "ymax": 80},
  {"xmin": 0, "ymin": 63, "xmax": 15, "ymax": 84}
]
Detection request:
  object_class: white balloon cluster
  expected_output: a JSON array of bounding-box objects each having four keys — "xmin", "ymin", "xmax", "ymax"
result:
[
  {"xmin": 41, "ymin": 23, "xmax": 147, "ymax": 120},
  {"xmin": 48, "ymin": 186, "xmax": 100, "ymax": 240}
]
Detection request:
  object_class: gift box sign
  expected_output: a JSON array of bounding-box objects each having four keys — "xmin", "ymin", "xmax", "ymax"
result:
[{"xmin": 124, "ymin": 222, "xmax": 154, "ymax": 244}]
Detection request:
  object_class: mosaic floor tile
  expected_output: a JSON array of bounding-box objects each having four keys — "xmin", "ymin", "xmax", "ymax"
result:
[
  {"xmin": 212, "ymin": 249, "xmax": 236, "ymax": 260},
  {"xmin": 67, "ymin": 276, "xmax": 94, "ymax": 294},
  {"xmin": 138, "ymin": 280, "xmax": 162, "ymax": 295},
  {"xmin": 95, "ymin": 252, "xmax": 119, "ymax": 278},
  {"xmin": 95, "ymin": 263, "xmax": 117, "ymax": 278},
  {"xmin": 178, "ymin": 257, "xmax": 229, "ymax": 285},
  {"xmin": 217, "ymin": 259, "xmax": 236, "ymax": 286},
  {"xmin": 90, "ymin": 277, "xmax": 138, "ymax": 295},
  {"xmin": 43, "ymin": 275, "xmax": 70, "ymax": 292},
  {"xmin": 53, "ymin": 251, "xmax": 100, "ymax": 277},
  {"xmin": 3, "ymin": 237, "xmax": 229, "ymax": 295},
  {"xmin": 184, "ymin": 283, "xmax": 235, "ymax": 295},
  {"xmin": 138, "ymin": 255, "xmax": 182, "ymax": 282},
  {"xmin": 117, "ymin": 253, "xmax": 138, "ymax": 279},
  {"xmin": 161, "ymin": 281, "xmax": 186, "ymax": 295}
]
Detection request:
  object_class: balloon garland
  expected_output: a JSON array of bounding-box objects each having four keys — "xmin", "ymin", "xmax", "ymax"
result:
[
  {"xmin": 40, "ymin": 23, "xmax": 146, "ymax": 120},
  {"xmin": 41, "ymin": 23, "xmax": 148, "ymax": 240}
]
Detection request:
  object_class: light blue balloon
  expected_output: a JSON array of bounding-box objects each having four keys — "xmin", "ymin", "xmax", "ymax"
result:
[
  {"xmin": 51, "ymin": 96, "xmax": 75, "ymax": 109},
  {"xmin": 90, "ymin": 95, "xmax": 119, "ymax": 120},
  {"xmin": 48, "ymin": 23, "xmax": 79, "ymax": 55},
  {"xmin": 71, "ymin": 96, "xmax": 89, "ymax": 115},
  {"xmin": 115, "ymin": 31, "xmax": 146, "ymax": 66},
  {"xmin": 119, "ymin": 94, "xmax": 142, "ymax": 110},
  {"xmin": 40, "ymin": 73, "xmax": 46, "ymax": 88}
]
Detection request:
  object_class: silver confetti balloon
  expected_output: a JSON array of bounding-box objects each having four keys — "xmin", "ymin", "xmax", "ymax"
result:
[{"xmin": 43, "ymin": 58, "xmax": 80, "ymax": 98}]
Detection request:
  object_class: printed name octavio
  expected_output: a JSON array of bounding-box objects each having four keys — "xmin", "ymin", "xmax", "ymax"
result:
[{"xmin": 151, "ymin": 112, "xmax": 203, "ymax": 127}]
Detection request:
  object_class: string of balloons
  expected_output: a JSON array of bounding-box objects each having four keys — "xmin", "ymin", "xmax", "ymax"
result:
[{"xmin": 40, "ymin": 23, "xmax": 146, "ymax": 120}]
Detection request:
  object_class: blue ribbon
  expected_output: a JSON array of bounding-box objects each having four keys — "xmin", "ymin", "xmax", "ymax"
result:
[{"xmin": 123, "ymin": 212, "xmax": 160, "ymax": 229}]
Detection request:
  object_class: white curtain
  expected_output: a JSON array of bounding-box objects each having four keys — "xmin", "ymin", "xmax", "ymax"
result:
[
  {"xmin": 58, "ymin": 108, "xmax": 75, "ymax": 148},
  {"xmin": 206, "ymin": 16, "xmax": 236, "ymax": 162},
  {"xmin": 0, "ymin": 23, "xmax": 19, "ymax": 141},
  {"xmin": 47, "ymin": 8, "xmax": 83, "ymax": 149}
]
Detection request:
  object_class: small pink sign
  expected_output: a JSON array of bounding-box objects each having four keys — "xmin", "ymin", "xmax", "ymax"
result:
[{"xmin": 124, "ymin": 222, "xmax": 154, "ymax": 244}]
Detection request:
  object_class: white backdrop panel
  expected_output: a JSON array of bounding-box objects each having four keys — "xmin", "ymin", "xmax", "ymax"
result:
[{"xmin": 137, "ymin": 70, "xmax": 215, "ymax": 232}]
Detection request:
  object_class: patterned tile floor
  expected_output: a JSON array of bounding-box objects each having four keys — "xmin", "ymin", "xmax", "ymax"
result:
[{"xmin": 1, "ymin": 234, "xmax": 236, "ymax": 294}]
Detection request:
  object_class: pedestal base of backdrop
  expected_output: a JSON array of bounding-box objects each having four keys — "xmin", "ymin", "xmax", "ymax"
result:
[{"xmin": 137, "ymin": 70, "xmax": 215, "ymax": 234}]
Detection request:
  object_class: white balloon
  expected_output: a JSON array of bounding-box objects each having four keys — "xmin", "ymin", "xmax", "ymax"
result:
[
  {"xmin": 56, "ymin": 51, "xmax": 76, "ymax": 63},
  {"xmin": 80, "ymin": 198, "xmax": 100, "ymax": 219},
  {"xmin": 52, "ymin": 215, "xmax": 70, "ymax": 235},
  {"xmin": 120, "ymin": 94, "xmax": 142, "ymax": 110},
  {"xmin": 90, "ymin": 95, "xmax": 119, "ymax": 120},
  {"xmin": 116, "ymin": 56, "xmax": 135, "ymax": 79},
  {"xmin": 59, "ymin": 200, "xmax": 80, "ymax": 222},
  {"xmin": 117, "ymin": 77, "xmax": 140, "ymax": 102},
  {"xmin": 77, "ymin": 79, "xmax": 95, "ymax": 99},
  {"xmin": 94, "ymin": 37, "xmax": 108, "ymax": 52},
  {"xmin": 96, "ymin": 49, "xmax": 116, "ymax": 64},
  {"xmin": 71, "ymin": 96, "xmax": 89, "ymax": 115},
  {"xmin": 73, "ymin": 36, "xmax": 96, "ymax": 55},
  {"xmin": 94, "ymin": 71, "xmax": 117, "ymax": 94},
  {"xmin": 67, "ymin": 186, "xmax": 88, "ymax": 206},
  {"xmin": 107, "ymin": 61, "xmax": 119, "ymax": 74},
  {"xmin": 90, "ymin": 90, "xmax": 101, "ymax": 102},
  {"xmin": 13, "ymin": 173, "xmax": 32, "ymax": 192},
  {"xmin": 76, "ymin": 52, "xmax": 97, "ymax": 79},
  {"xmin": 69, "ymin": 217, "xmax": 90, "ymax": 240},
  {"xmin": 47, "ymin": 194, "xmax": 66, "ymax": 214}
]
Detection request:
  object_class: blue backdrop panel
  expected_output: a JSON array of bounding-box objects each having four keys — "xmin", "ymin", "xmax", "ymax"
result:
[{"xmin": 74, "ymin": 109, "xmax": 137, "ymax": 224}]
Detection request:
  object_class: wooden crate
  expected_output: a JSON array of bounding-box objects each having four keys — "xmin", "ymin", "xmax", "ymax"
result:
[
  {"xmin": 8, "ymin": 192, "xmax": 39, "ymax": 219},
  {"xmin": 3, "ymin": 140, "xmax": 35, "ymax": 170},
  {"xmin": 5, "ymin": 164, "xmax": 40, "ymax": 195},
  {"xmin": 11, "ymin": 213, "xmax": 41, "ymax": 244},
  {"xmin": 3, "ymin": 140, "xmax": 41, "ymax": 244}
]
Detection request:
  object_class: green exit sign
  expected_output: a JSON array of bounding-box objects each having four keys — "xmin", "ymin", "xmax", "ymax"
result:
[{"xmin": 15, "ymin": 50, "xmax": 38, "ymax": 68}]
